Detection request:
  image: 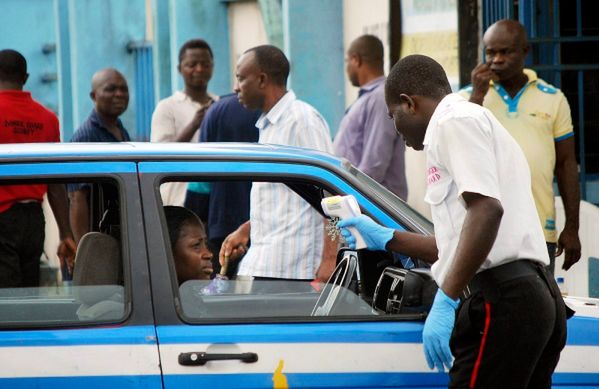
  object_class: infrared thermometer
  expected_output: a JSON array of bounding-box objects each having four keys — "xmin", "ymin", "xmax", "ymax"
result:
[{"xmin": 321, "ymin": 195, "xmax": 367, "ymax": 249}]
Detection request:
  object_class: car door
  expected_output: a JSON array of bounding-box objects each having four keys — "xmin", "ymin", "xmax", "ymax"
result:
[
  {"xmin": 0, "ymin": 159, "xmax": 162, "ymax": 388},
  {"xmin": 140, "ymin": 159, "xmax": 448, "ymax": 389}
]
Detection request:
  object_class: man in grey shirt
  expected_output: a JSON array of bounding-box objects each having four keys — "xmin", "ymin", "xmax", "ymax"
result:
[{"xmin": 334, "ymin": 35, "xmax": 407, "ymax": 199}]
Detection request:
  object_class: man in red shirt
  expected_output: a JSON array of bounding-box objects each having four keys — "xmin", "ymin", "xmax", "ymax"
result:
[{"xmin": 0, "ymin": 49, "xmax": 76, "ymax": 287}]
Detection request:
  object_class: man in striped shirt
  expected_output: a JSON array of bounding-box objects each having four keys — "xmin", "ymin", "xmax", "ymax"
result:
[{"xmin": 219, "ymin": 45, "xmax": 337, "ymax": 282}]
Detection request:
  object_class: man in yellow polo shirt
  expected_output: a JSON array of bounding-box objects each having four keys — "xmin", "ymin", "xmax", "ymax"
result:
[{"xmin": 459, "ymin": 19, "xmax": 581, "ymax": 273}]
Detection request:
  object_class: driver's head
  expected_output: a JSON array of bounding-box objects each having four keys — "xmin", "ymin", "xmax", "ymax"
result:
[{"xmin": 164, "ymin": 206, "xmax": 213, "ymax": 284}]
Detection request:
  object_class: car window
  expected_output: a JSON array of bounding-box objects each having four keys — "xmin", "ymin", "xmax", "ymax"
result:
[
  {"xmin": 0, "ymin": 178, "xmax": 127, "ymax": 327},
  {"xmin": 158, "ymin": 177, "xmax": 434, "ymax": 322}
]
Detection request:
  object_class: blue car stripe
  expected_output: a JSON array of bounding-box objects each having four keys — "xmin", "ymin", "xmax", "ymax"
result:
[
  {"xmin": 0, "ymin": 325, "xmax": 156, "ymax": 347},
  {"xmin": 157, "ymin": 322, "xmax": 424, "ymax": 344},
  {"xmin": 2, "ymin": 316, "xmax": 598, "ymax": 348},
  {"xmin": 1, "ymin": 370, "xmax": 597, "ymax": 388},
  {"xmin": 0, "ymin": 161, "xmax": 137, "ymax": 175},
  {"xmin": 163, "ymin": 372, "xmax": 449, "ymax": 388},
  {"xmin": 0, "ymin": 376, "xmax": 162, "ymax": 388}
]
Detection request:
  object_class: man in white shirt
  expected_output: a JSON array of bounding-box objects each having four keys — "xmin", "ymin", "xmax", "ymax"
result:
[
  {"xmin": 338, "ymin": 55, "xmax": 567, "ymax": 388},
  {"xmin": 151, "ymin": 39, "xmax": 218, "ymax": 208},
  {"xmin": 219, "ymin": 45, "xmax": 337, "ymax": 282}
]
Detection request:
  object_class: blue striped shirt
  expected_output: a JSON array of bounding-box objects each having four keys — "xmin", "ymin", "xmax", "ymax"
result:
[{"xmin": 237, "ymin": 90, "xmax": 334, "ymax": 279}]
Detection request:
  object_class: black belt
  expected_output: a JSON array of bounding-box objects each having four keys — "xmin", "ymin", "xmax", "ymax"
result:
[{"xmin": 464, "ymin": 260, "xmax": 544, "ymax": 299}]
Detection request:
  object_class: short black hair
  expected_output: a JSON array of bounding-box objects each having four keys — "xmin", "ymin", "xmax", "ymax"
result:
[
  {"xmin": 244, "ymin": 45, "xmax": 289, "ymax": 86},
  {"xmin": 385, "ymin": 55, "xmax": 451, "ymax": 103},
  {"xmin": 0, "ymin": 49, "xmax": 27, "ymax": 84},
  {"xmin": 178, "ymin": 39, "xmax": 213, "ymax": 64},
  {"xmin": 350, "ymin": 35, "xmax": 384, "ymax": 69},
  {"xmin": 164, "ymin": 206, "xmax": 203, "ymax": 250}
]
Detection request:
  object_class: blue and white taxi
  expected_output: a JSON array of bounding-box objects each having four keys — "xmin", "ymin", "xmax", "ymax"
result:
[{"xmin": 0, "ymin": 143, "xmax": 597, "ymax": 388}]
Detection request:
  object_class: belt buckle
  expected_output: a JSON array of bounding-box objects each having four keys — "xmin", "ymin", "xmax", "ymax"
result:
[{"xmin": 461, "ymin": 285, "xmax": 472, "ymax": 300}]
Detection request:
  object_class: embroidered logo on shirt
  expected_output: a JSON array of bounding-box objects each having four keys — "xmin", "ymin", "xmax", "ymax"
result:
[
  {"xmin": 529, "ymin": 111, "xmax": 552, "ymax": 120},
  {"xmin": 545, "ymin": 218, "xmax": 556, "ymax": 230},
  {"xmin": 427, "ymin": 166, "xmax": 442, "ymax": 185}
]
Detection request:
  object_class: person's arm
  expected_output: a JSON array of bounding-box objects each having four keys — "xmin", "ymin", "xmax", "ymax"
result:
[
  {"xmin": 175, "ymin": 101, "xmax": 213, "ymax": 142},
  {"xmin": 315, "ymin": 224, "xmax": 339, "ymax": 282},
  {"xmin": 554, "ymin": 137, "xmax": 581, "ymax": 270},
  {"xmin": 47, "ymin": 184, "xmax": 77, "ymax": 273},
  {"xmin": 337, "ymin": 215, "xmax": 438, "ymax": 264},
  {"xmin": 387, "ymin": 231, "xmax": 438, "ymax": 264},
  {"xmin": 440, "ymin": 192, "xmax": 503, "ymax": 299},
  {"xmin": 219, "ymin": 220, "xmax": 250, "ymax": 265},
  {"xmin": 468, "ymin": 63, "xmax": 497, "ymax": 106},
  {"xmin": 69, "ymin": 187, "xmax": 90, "ymax": 244}
]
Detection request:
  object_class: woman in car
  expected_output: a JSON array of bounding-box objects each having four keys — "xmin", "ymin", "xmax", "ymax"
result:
[{"xmin": 164, "ymin": 206, "xmax": 213, "ymax": 284}]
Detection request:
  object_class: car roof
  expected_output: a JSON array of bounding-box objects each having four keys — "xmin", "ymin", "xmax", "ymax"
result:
[{"xmin": 0, "ymin": 142, "xmax": 344, "ymax": 167}]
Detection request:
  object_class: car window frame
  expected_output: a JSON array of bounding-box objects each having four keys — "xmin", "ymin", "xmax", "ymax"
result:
[
  {"xmin": 140, "ymin": 160, "xmax": 430, "ymax": 326},
  {"xmin": 0, "ymin": 161, "xmax": 151, "ymax": 329}
]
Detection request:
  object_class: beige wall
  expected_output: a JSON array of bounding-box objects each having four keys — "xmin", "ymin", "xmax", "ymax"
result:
[
  {"xmin": 228, "ymin": 1, "xmax": 268, "ymax": 89},
  {"xmin": 400, "ymin": 0, "xmax": 458, "ymax": 219},
  {"xmin": 342, "ymin": 0, "xmax": 390, "ymax": 108}
]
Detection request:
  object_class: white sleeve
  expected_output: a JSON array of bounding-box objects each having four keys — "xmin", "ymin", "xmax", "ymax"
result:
[
  {"xmin": 434, "ymin": 115, "xmax": 501, "ymax": 201},
  {"xmin": 151, "ymin": 100, "xmax": 175, "ymax": 142}
]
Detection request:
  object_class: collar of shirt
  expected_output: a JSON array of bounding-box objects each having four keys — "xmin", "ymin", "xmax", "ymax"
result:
[
  {"xmin": 423, "ymin": 93, "xmax": 464, "ymax": 147},
  {"xmin": 0, "ymin": 90, "xmax": 32, "ymax": 100},
  {"xmin": 489, "ymin": 69, "xmax": 538, "ymax": 114},
  {"xmin": 89, "ymin": 109, "xmax": 129, "ymax": 140},
  {"xmin": 358, "ymin": 76, "xmax": 386, "ymax": 97},
  {"xmin": 255, "ymin": 90, "xmax": 296, "ymax": 131},
  {"xmin": 173, "ymin": 90, "xmax": 218, "ymax": 106}
]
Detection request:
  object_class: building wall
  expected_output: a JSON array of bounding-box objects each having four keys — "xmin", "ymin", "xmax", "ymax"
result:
[
  {"xmin": 167, "ymin": 0, "xmax": 230, "ymax": 96},
  {"xmin": 2, "ymin": 0, "xmax": 59, "ymax": 118},
  {"xmin": 67, "ymin": 0, "xmax": 147, "ymax": 139},
  {"xmin": 400, "ymin": 0, "xmax": 459, "ymax": 219},
  {"xmin": 228, "ymin": 1, "xmax": 268, "ymax": 90},
  {"xmin": 342, "ymin": 0, "xmax": 390, "ymax": 108},
  {"xmin": 283, "ymin": 0, "xmax": 345, "ymax": 134}
]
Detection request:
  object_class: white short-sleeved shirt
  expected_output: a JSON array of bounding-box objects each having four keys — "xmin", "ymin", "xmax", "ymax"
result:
[
  {"xmin": 151, "ymin": 91, "xmax": 218, "ymax": 206},
  {"xmin": 237, "ymin": 90, "xmax": 335, "ymax": 279},
  {"xmin": 423, "ymin": 94, "xmax": 549, "ymax": 287}
]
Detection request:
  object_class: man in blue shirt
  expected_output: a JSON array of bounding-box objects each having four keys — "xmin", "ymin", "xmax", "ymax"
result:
[
  {"xmin": 69, "ymin": 68, "xmax": 131, "ymax": 243},
  {"xmin": 199, "ymin": 93, "xmax": 260, "ymax": 277}
]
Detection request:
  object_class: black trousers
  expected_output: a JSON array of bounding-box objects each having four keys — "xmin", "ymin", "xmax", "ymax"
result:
[
  {"xmin": 0, "ymin": 202, "xmax": 45, "ymax": 288},
  {"xmin": 449, "ymin": 261, "xmax": 567, "ymax": 389}
]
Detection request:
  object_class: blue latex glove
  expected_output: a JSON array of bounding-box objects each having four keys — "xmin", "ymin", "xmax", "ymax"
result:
[
  {"xmin": 337, "ymin": 215, "xmax": 394, "ymax": 251},
  {"xmin": 423, "ymin": 288, "xmax": 460, "ymax": 372}
]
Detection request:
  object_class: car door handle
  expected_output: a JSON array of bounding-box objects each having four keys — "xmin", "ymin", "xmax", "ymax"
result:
[{"xmin": 178, "ymin": 351, "xmax": 259, "ymax": 366}]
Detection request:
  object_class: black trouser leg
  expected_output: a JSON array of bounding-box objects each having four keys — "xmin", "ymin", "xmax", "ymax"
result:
[
  {"xmin": 449, "ymin": 274, "xmax": 566, "ymax": 389},
  {"xmin": 20, "ymin": 203, "xmax": 45, "ymax": 287},
  {"xmin": 0, "ymin": 203, "xmax": 45, "ymax": 288}
]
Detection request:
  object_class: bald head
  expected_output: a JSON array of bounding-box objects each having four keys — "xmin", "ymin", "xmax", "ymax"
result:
[
  {"xmin": 91, "ymin": 68, "xmax": 126, "ymax": 92},
  {"xmin": 484, "ymin": 19, "xmax": 528, "ymax": 49},
  {"xmin": 90, "ymin": 68, "xmax": 129, "ymax": 119},
  {"xmin": 348, "ymin": 35, "xmax": 384, "ymax": 70}
]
